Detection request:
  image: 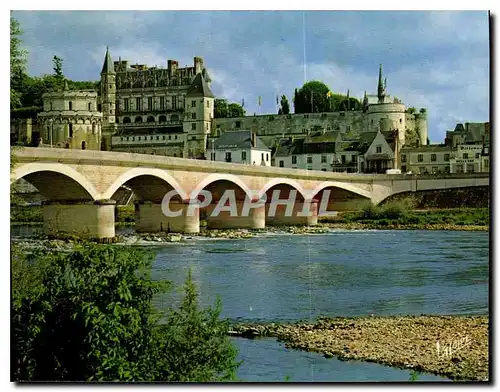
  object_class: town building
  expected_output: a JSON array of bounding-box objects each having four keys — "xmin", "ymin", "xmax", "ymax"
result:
[
  {"xmin": 207, "ymin": 130, "xmax": 271, "ymax": 166},
  {"xmin": 399, "ymin": 145, "xmax": 451, "ymax": 174}
]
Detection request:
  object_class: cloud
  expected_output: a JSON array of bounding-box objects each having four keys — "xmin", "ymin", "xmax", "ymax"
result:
[{"xmin": 12, "ymin": 10, "xmax": 489, "ymax": 143}]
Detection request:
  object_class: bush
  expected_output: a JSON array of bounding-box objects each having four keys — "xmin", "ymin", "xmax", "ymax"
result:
[{"xmin": 11, "ymin": 244, "xmax": 239, "ymax": 382}]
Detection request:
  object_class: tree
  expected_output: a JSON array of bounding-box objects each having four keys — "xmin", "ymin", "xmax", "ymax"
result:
[
  {"xmin": 10, "ymin": 17, "xmax": 28, "ymax": 109},
  {"xmin": 11, "ymin": 244, "xmax": 240, "ymax": 381},
  {"xmin": 406, "ymin": 107, "xmax": 416, "ymax": 114},
  {"xmin": 294, "ymin": 81, "xmax": 331, "ymax": 114},
  {"xmin": 214, "ymin": 99, "xmax": 245, "ymax": 118},
  {"xmin": 53, "ymin": 56, "xmax": 64, "ymax": 89},
  {"xmin": 214, "ymin": 99, "xmax": 228, "ymax": 118},
  {"xmin": 419, "ymin": 108, "xmax": 427, "ymax": 114},
  {"xmin": 228, "ymin": 103, "xmax": 245, "ymax": 118},
  {"xmin": 279, "ymin": 95, "xmax": 290, "ymax": 115}
]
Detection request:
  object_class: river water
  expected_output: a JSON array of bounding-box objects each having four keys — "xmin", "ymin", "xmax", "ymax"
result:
[{"xmin": 12, "ymin": 227, "xmax": 489, "ymax": 382}]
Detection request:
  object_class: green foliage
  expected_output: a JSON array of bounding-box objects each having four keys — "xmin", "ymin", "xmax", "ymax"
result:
[
  {"xmin": 151, "ymin": 269, "xmax": 240, "ymax": 381},
  {"xmin": 10, "ymin": 17, "xmax": 28, "ymax": 109},
  {"xmin": 279, "ymin": 95, "xmax": 290, "ymax": 115},
  {"xmin": 214, "ymin": 99, "xmax": 245, "ymax": 118},
  {"xmin": 409, "ymin": 370, "xmax": 420, "ymax": 381},
  {"xmin": 53, "ymin": 55, "xmax": 63, "ymax": 79},
  {"xmin": 293, "ymin": 81, "xmax": 360, "ymax": 114},
  {"xmin": 10, "ymin": 106, "xmax": 43, "ymax": 119},
  {"xmin": 11, "ymin": 245, "xmax": 240, "ymax": 381},
  {"xmin": 406, "ymin": 107, "xmax": 416, "ymax": 114},
  {"xmin": 419, "ymin": 108, "xmax": 427, "ymax": 114}
]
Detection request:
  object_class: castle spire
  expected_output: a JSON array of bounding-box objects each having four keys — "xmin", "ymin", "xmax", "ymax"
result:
[
  {"xmin": 377, "ymin": 64, "xmax": 384, "ymax": 100},
  {"xmin": 101, "ymin": 46, "xmax": 115, "ymax": 74}
]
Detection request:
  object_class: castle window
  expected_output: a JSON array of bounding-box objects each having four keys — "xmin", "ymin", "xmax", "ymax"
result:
[
  {"xmin": 292, "ymin": 156, "xmax": 297, "ymax": 164},
  {"xmin": 321, "ymin": 155, "xmax": 327, "ymax": 163},
  {"xmin": 148, "ymin": 97, "xmax": 153, "ymax": 111},
  {"xmin": 399, "ymin": 119, "xmax": 402, "ymax": 123},
  {"xmin": 92, "ymin": 123, "xmax": 96, "ymax": 134},
  {"xmin": 401, "ymin": 154, "xmax": 406, "ymax": 163},
  {"xmin": 192, "ymin": 123, "xmax": 197, "ymax": 131},
  {"xmin": 123, "ymin": 117, "xmax": 131, "ymax": 124},
  {"xmin": 206, "ymin": 123, "xmax": 209, "ymax": 130},
  {"xmin": 88, "ymin": 102, "xmax": 92, "ymax": 111},
  {"xmin": 69, "ymin": 101, "xmax": 73, "ymax": 110},
  {"xmin": 135, "ymin": 116, "xmax": 143, "ymax": 123},
  {"xmin": 159, "ymin": 115, "xmax": 167, "ymax": 123},
  {"xmin": 463, "ymin": 153, "xmax": 468, "ymax": 159},
  {"xmin": 371, "ymin": 119, "xmax": 374, "ymax": 126},
  {"xmin": 191, "ymin": 113, "xmax": 196, "ymax": 120},
  {"xmin": 444, "ymin": 154, "xmax": 450, "ymax": 161},
  {"xmin": 124, "ymin": 98, "xmax": 129, "ymax": 112},
  {"xmin": 418, "ymin": 154, "xmax": 423, "ymax": 162},
  {"xmin": 168, "ymin": 135, "xmax": 171, "ymax": 140},
  {"xmin": 171, "ymin": 114, "xmax": 179, "ymax": 122},
  {"xmin": 69, "ymin": 123, "xmax": 73, "ymax": 138},
  {"xmin": 431, "ymin": 153, "xmax": 436, "ymax": 162},
  {"xmin": 156, "ymin": 136, "xmax": 159, "ymax": 140},
  {"xmin": 172, "ymin": 96, "xmax": 177, "ymax": 110},
  {"xmin": 207, "ymin": 101, "xmax": 210, "ymax": 108},
  {"xmin": 191, "ymin": 100, "xmax": 196, "ymax": 108},
  {"xmin": 266, "ymin": 154, "xmax": 269, "ymax": 162},
  {"xmin": 235, "ymin": 121, "xmax": 241, "ymax": 128},
  {"xmin": 50, "ymin": 102, "xmax": 53, "ymax": 111},
  {"xmin": 476, "ymin": 153, "xmax": 480, "ymax": 159},
  {"xmin": 307, "ymin": 156, "xmax": 313, "ymax": 164},
  {"xmin": 173, "ymin": 153, "xmax": 177, "ymax": 157},
  {"xmin": 242, "ymin": 151, "xmax": 247, "ymax": 161},
  {"xmin": 81, "ymin": 141, "xmax": 86, "ymax": 150},
  {"xmin": 136, "ymin": 98, "xmax": 142, "ymax": 111},
  {"xmin": 147, "ymin": 116, "xmax": 155, "ymax": 123},
  {"xmin": 279, "ymin": 160, "xmax": 284, "ymax": 167},
  {"xmin": 341, "ymin": 155, "xmax": 346, "ymax": 164},
  {"xmin": 160, "ymin": 96, "xmax": 165, "ymax": 111},
  {"xmin": 175, "ymin": 135, "xmax": 177, "ymax": 140},
  {"xmin": 376, "ymin": 145, "xmax": 382, "ymax": 153}
]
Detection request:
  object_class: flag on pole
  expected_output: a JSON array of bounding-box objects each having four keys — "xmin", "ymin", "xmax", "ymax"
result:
[
  {"xmin": 242, "ymin": 97, "xmax": 245, "ymax": 107},
  {"xmin": 276, "ymin": 95, "xmax": 279, "ymax": 105},
  {"xmin": 347, "ymin": 89, "xmax": 350, "ymax": 111},
  {"xmin": 310, "ymin": 90, "xmax": 314, "ymax": 113},
  {"xmin": 258, "ymin": 96, "xmax": 262, "ymax": 106}
]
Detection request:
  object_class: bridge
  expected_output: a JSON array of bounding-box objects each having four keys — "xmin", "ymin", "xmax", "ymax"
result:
[{"xmin": 11, "ymin": 147, "xmax": 489, "ymax": 239}]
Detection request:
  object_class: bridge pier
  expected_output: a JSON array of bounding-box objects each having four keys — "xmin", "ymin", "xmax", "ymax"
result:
[
  {"xmin": 135, "ymin": 200, "xmax": 200, "ymax": 233},
  {"xmin": 205, "ymin": 201, "xmax": 266, "ymax": 229},
  {"xmin": 43, "ymin": 199, "xmax": 116, "ymax": 239},
  {"xmin": 265, "ymin": 200, "xmax": 318, "ymax": 226}
]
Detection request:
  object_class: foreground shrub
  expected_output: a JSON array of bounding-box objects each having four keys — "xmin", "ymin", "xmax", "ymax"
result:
[{"xmin": 11, "ymin": 244, "xmax": 239, "ymax": 382}]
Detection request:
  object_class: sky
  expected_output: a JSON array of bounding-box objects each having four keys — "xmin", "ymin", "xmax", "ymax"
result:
[{"xmin": 11, "ymin": 10, "xmax": 490, "ymax": 143}]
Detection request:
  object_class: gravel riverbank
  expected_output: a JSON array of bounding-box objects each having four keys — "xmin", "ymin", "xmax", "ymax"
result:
[{"xmin": 228, "ymin": 315, "xmax": 489, "ymax": 381}]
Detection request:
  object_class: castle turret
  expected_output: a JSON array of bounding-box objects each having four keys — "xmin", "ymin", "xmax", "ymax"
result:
[{"xmin": 100, "ymin": 47, "xmax": 116, "ymax": 150}]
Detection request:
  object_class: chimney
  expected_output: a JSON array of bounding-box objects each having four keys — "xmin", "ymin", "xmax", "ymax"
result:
[{"xmin": 251, "ymin": 132, "xmax": 256, "ymax": 147}]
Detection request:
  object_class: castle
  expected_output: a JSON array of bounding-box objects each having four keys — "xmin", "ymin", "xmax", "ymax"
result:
[{"xmin": 15, "ymin": 48, "xmax": 430, "ymax": 161}]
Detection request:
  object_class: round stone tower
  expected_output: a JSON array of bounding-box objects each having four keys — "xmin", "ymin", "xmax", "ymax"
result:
[
  {"xmin": 414, "ymin": 111, "xmax": 428, "ymax": 145},
  {"xmin": 367, "ymin": 102, "xmax": 406, "ymax": 146}
]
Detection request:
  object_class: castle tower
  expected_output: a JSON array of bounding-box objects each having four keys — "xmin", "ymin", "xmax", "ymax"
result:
[
  {"xmin": 100, "ymin": 47, "xmax": 116, "ymax": 151},
  {"xmin": 414, "ymin": 111, "xmax": 428, "ymax": 146},
  {"xmin": 183, "ymin": 72, "xmax": 215, "ymax": 159}
]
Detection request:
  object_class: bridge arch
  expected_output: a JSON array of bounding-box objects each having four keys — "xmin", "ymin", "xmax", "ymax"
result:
[
  {"xmin": 257, "ymin": 178, "xmax": 308, "ymax": 201},
  {"xmin": 309, "ymin": 181, "xmax": 373, "ymax": 212},
  {"xmin": 103, "ymin": 167, "xmax": 188, "ymax": 202},
  {"xmin": 190, "ymin": 174, "xmax": 254, "ymax": 201},
  {"xmin": 11, "ymin": 162, "xmax": 99, "ymax": 201},
  {"xmin": 309, "ymin": 181, "xmax": 372, "ymax": 201}
]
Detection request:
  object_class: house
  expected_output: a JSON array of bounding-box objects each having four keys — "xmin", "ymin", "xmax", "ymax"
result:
[
  {"xmin": 399, "ymin": 145, "xmax": 451, "ymax": 174},
  {"xmin": 207, "ymin": 130, "xmax": 271, "ymax": 166}
]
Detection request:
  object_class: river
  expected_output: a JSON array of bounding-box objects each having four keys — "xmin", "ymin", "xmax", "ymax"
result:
[{"xmin": 12, "ymin": 227, "xmax": 489, "ymax": 382}]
